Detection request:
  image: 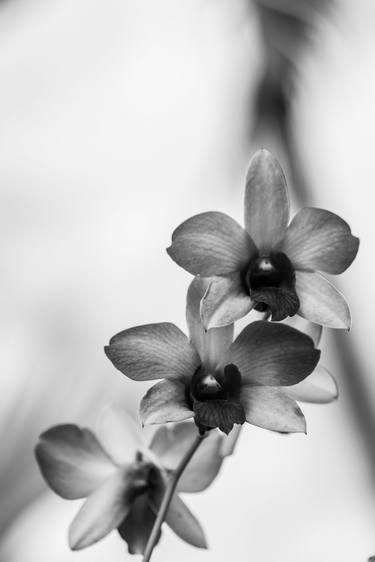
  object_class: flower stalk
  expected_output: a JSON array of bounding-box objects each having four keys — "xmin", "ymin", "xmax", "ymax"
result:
[{"xmin": 142, "ymin": 430, "xmax": 208, "ymax": 562}]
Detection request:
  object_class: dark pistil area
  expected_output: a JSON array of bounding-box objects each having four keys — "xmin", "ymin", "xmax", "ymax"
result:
[
  {"xmin": 247, "ymin": 252, "xmax": 295, "ymax": 289},
  {"xmin": 189, "ymin": 364, "xmax": 245, "ymax": 434},
  {"xmin": 244, "ymin": 252, "xmax": 300, "ymax": 321}
]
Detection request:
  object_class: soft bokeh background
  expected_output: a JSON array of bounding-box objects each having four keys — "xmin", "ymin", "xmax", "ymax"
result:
[{"xmin": 1, "ymin": 0, "xmax": 374, "ymax": 561}]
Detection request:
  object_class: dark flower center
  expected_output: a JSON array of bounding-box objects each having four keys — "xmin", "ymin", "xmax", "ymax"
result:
[
  {"xmin": 118, "ymin": 459, "xmax": 164, "ymax": 555},
  {"xmin": 189, "ymin": 364, "xmax": 245, "ymax": 435},
  {"xmin": 244, "ymin": 252, "xmax": 300, "ymax": 321}
]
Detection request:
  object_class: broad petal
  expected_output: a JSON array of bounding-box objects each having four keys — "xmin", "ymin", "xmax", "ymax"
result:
[
  {"xmin": 149, "ymin": 422, "xmax": 198, "ymax": 464},
  {"xmin": 164, "ymin": 495, "xmax": 207, "ymax": 549},
  {"xmin": 177, "ymin": 430, "xmax": 224, "ymax": 492},
  {"xmin": 280, "ymin": 207, "xmax": 359, "ymax": 274},
  {"xmin": 105, "ymin": 323, "xmax": 200, "ymax": 382},
  {"xmin": 284, "ymin": 366, "xmax": 338, "ymax": 404},
  {"xmin": 139, "ymin": 380, "xmax": 193, "ymax": 426},
  {"xmin": 186, "ymin": 277, "xmax": 234, "ymax": 370},
  {"xmin": 226, "ymin": 321, "xmax": 320, "ymax": 386},
  {"xmin": 69, "ymin": 464, "xmax": 150, "ymax": 550},
  {"xmin": 95, "ymin": 406, "xmax": 141, "ymax": 465},
  {"xmin": 150, "ymin": 422, "xmax": 224, "ymax": 492},
  {"xmin": 241, "ymin": 386, "xmax": 306, "ymax": 433},
  {"xmin": 244, "ymin": 149, "xmax": 289, "ymax": 251},
  {"xmin": 167, "ymin": 211, "xmax": 256, "ymax": 276},
  {"xmin": 296, "ymin": 271, "xmax": 351, "ymax": 330},
  {"xmin": 200, "ymin": 273, "xmax": 253, "ymax": 330},
  {"xmin": 118, "ymin": 492, "xmax": 158, "ymax": 555},
  {"xmin": 35, "ymin": 425, "xmax": 116, "ymax": 500},
  {"xmin": 282, "ymin": 315, "xmax": 322, "ymax": 346}
]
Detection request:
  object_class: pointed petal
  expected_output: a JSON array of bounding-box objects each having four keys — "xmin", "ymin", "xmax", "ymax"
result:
[
  {"xmin": 35, "ymin": 425, "xmax": 116, "ymax": 500},
  {"xmin": 296, "ymin": 271, "xmax": 351, "ymax": 330},
  {"xmin": 284, "ymin": 366, "xmax": 338, "ymax": 404},
  {"xmin": 282, "ymin": 315, "xmax": 322, "ymax": 346},
  {"xmin": 241, "ymin": 386, "xmax": 306, "ymax": 433},
  {"xmin": 186, "ymin": 277, "xmax": 234, "ymax": 370},
  {"xmin": 200, "ymin": 273, "xmax": 253, "ymax": 330},
  {"xmin": 167, "ymin": 211, "xmax": 256, "ymax": 276},
  {"xmin": 139, "ymin": 380, "xmax": 193, "ymax": 426},
  {"xmin": 226, "ymin": 321, "xmax": 320, "ymax": 386},
  {"xmin": 118, "ymin": 493, "xmax": 158, "ymax": 555},
  {"xmin": 69, "ymin": 464, "xmax": 150, "ymax": 550},
  {"xmin": 95, "ymin": 406, "xmax": 141, "ymax": 465},
  {"xmin": 105, "ymin": 323, "xmax": 200, "ymax": 382},
  {"xmin": 244, "ymin": 149, "xmax": 289, "ymax": 251},
  {"xmin": 164, "ymin": 495, "xmax": 208, "ymax": 549},
  {"xmin": 280, "ymin": 207, "xmax": 359, "ymax": 274}
]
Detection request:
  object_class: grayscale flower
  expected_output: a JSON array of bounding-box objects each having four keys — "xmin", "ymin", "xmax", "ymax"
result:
[
  {"xmin": 167, "ymin": 149, "xmax": 359, "ymax": 330},
  {"xmin": 35, "ymin": 408, "xmax": 224, "ymax": 554},
  {"xmin": 105, "ymin": 279, "xmax": 320, "ymax": 435}
]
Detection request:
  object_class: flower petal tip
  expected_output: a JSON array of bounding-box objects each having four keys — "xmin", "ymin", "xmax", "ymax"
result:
[
  {"xmin": 299, "ymin": 417, "xmax": 307, "ymax": 436},
  {"xmin": 252, "ymin": 147, "xmax": 272, "ymax": 161},
  {"xmin": 291, "ymin": 405, "xmax": 307, "ymax": 435},
  {"xmin": 68, "ymin": 531, "xmax": 84, "ymax": 552},
  {"xmin": 341, "ymin": 315, "xmax": 352, "ymax": 332},
  {"xmin": 295, "ymin": 411, "xmax": 307, "ymax": 435},
  {"xmin": 331, "ymin": 378, "xmax": 339, "ymax": 401},
  {"xmin": 193, "ymin": 532, "xmax": 208, "ymax": 550}
]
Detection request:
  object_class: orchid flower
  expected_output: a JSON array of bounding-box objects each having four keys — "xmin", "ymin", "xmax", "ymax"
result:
[
  {"xmin": 167, "ymin": 149, "xmax": 359, "ymax": 330},
  {"xmin": 105, "ymin": 278, "xmax": 320, "ymax": 435},
  {"xmin": 35, "ymin": 407, "xmax": 224, "ymax": 555}
]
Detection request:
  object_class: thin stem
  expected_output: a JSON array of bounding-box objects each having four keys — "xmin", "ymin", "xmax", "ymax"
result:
[{"xmin": 142, "ymin": 431, "xmax": 207, "ymax": 562}]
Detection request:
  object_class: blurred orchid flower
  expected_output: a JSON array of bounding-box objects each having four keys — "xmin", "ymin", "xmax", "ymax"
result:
[
  {"xmin": 167, "ymin": 149, "xmax": 359, "ymax": 330},
  {"xmin": 35, "ymin": 407, "xmax": 224, "ymax": 555},
  {"xmin": 105, "ymin": 278, "xmax": 320, "ymax": 435},
  {"xmin": 281, "ymin": 316, "xmax": 338, "ymax": 404}
]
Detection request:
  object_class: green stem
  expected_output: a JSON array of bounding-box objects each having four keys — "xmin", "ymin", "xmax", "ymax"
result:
[{"xmin": 142, "ymin": 431, "xmax": 207, "ymax": 562}]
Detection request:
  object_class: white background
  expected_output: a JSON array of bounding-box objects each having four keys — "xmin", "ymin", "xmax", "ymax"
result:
[{"xmin": 0, "ymin": 1, "xmax": 374, "ymax": 561}]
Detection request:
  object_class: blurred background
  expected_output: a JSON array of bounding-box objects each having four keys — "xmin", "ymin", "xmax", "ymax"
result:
[{"xmin": 0, "ymin": 0, "xmax": 374, "ymax": 560}]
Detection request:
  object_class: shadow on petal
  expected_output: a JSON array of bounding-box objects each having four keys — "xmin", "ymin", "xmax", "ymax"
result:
[{"xmin": 284, "ymin": 366, "xmax": 338, "ymax": 404}]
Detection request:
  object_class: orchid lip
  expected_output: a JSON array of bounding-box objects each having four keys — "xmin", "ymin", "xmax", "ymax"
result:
[{"xmin": 189, "ymin": 364, "xmax": 246, "ymax": 434}]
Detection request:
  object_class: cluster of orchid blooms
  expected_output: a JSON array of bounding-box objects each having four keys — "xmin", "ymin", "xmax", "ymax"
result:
[{"xmin": 35, "ymin": 150, "xmax": 359, "ymax": 559}]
